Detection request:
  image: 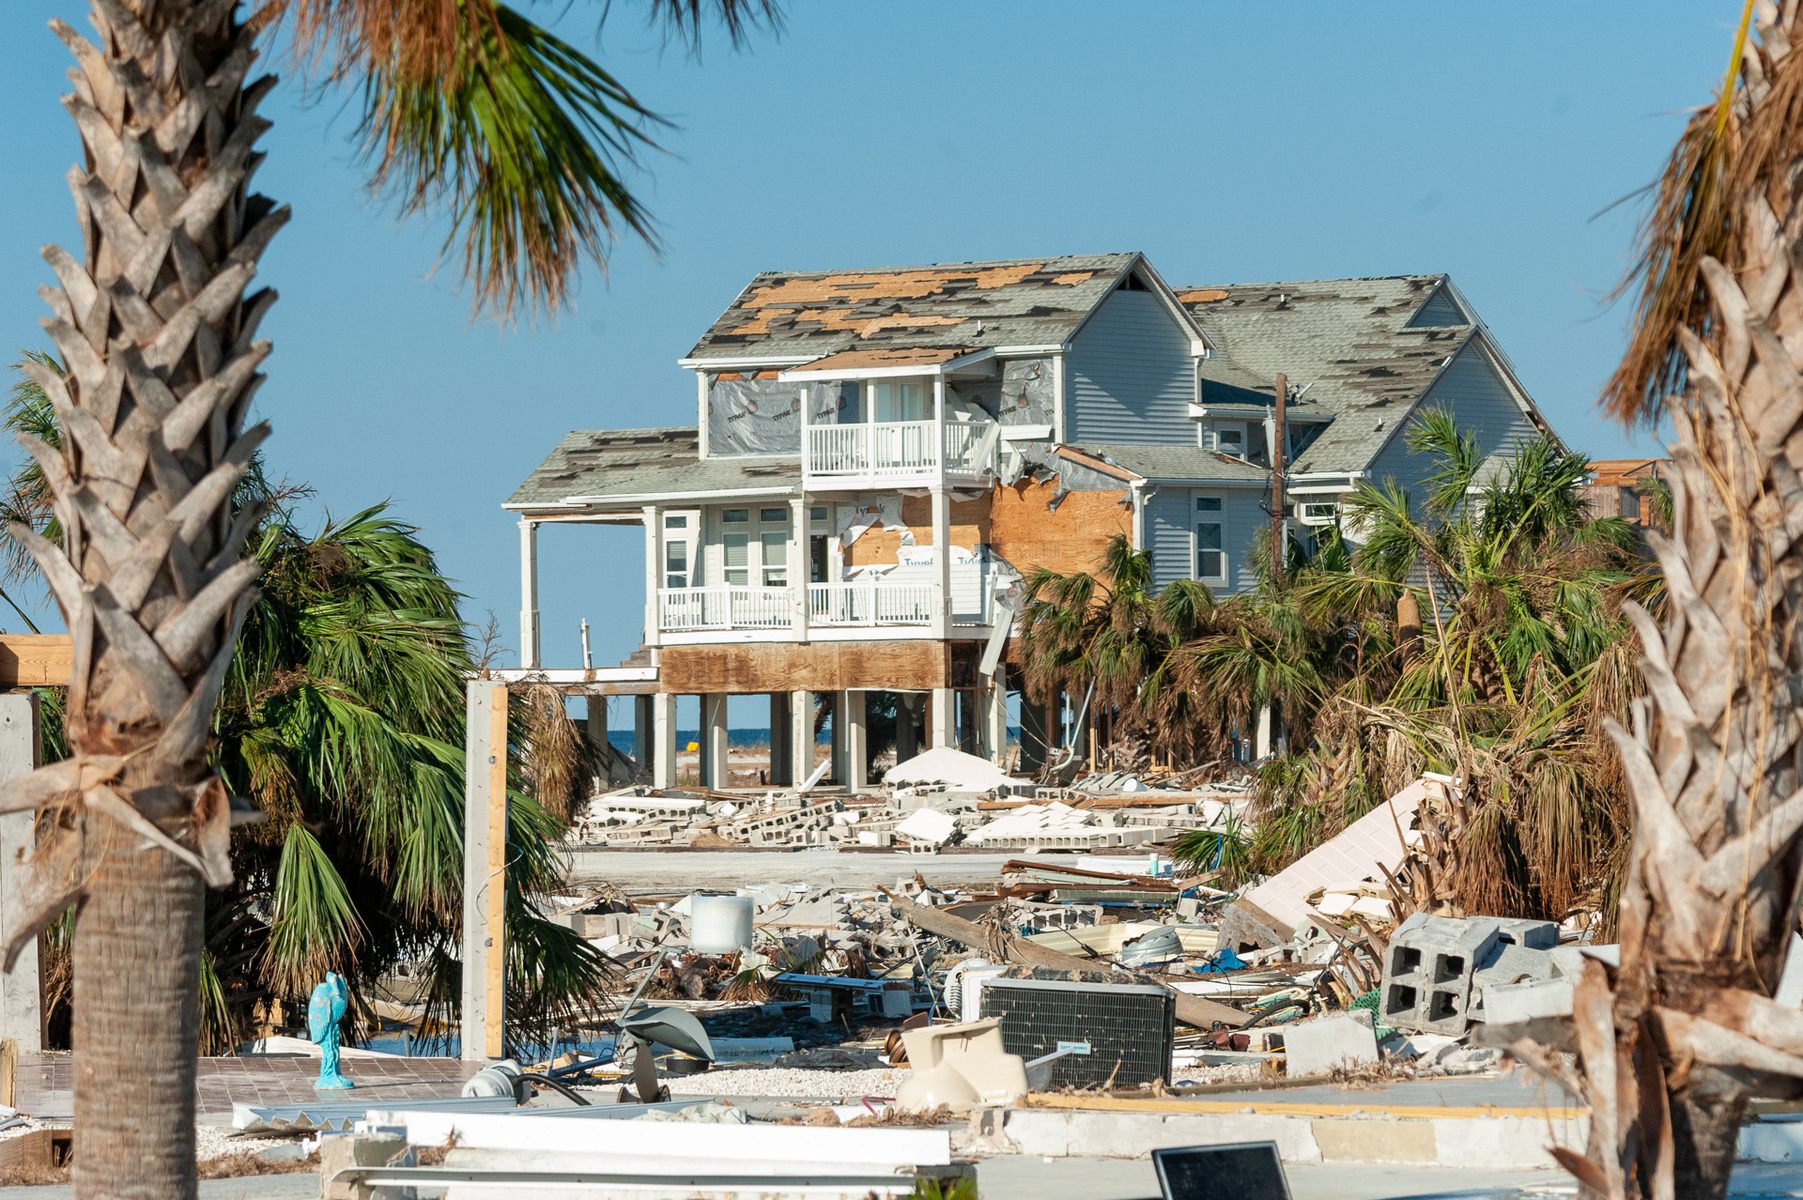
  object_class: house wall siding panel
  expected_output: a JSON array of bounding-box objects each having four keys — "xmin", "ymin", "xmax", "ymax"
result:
[
  {"xmin": 1146, "ymin": 490, "xmax": 1193, "ymax": 592},
  {"xmin": 1067, "ymin": 290, "xmax": 1196, "ymax": 445},
  {"xmin": 1147, "ymin": 487, "xmax": 1265, "ymax": 595},
  {"xmin": 1366, "ymin": 341, "xmax": 1538, "ymax": 505}
]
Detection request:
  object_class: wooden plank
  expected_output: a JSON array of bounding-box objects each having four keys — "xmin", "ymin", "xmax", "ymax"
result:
[
  {"xmin": 884, "ymin": 888, "xmax": 1248, "ymax": 1029},
  {"xmin": 658, "ymin": 640, "xmax": 948, "ymax": 693},
  {"xmin": 484, "ymin": 686, "xmax": 508, "ymax": 1060},
  {"xmin": 1020, "ymin": 1093, "xmax": 1589, "ymax": 1120},
  {"xmin": 0, "ymin": 636, "xmax": 72, "ymax": 686}
]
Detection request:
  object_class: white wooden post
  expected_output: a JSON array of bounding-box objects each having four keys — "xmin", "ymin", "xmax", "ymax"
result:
[
  {"xmin": 643, "ymin": 505, "xmax": 663, "ymax": 648},
  {"xmin": 930, "ymin": 687, "xmax": 957, "ymax": 749},
  {"xmin": 462, "ymin": 680, "xmax": 508, "ymax": 1061},
  {"xmin": 799, "ymin": 387, "xmax": 810, "ymax": 480},
  {"xmin": 518, "ymin": 519, "xmax": 539, "ymax": 669},
  {"xmin": 931, "ymin": 483, "xmax": 952, "ymax": 639},
  {"xmin": 986, "ymin": 665, "xmax": 1010, "ymax": 766},
  {"xmin": 0, "ymin": 693, "xmax": 42, "ymax": 1052},
  {"xmin": 653, "ymin": 692, "xmax": 677, "ymax": 789},
  {"xmin": 790, "ymin": 495, "xmax": 809, "ymax": 642},
  {"xmin": 844, "ymin": 691, "xmax": 867, "ymax": 791},
  {"xmin": 702, "ymin": 693, "xmax": 729, "ymax": 790},
  {"xmin": 790, "ymin": 689, "xmax": 814, "ymax": 784}
]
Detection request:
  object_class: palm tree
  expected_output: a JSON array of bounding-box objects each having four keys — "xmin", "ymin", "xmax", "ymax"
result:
[
  {"xmin": 10, "ymin": 2, "xmax": 772, "ymax": 1193},
  {"xmin": 1505, "ymin": 8, "xmax": 1803, "ymax": 1198}
]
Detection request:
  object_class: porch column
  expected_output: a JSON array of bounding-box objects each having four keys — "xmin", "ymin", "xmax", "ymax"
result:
[
  {"xmin": 843, "ymin": 691, "xmax": 868, "ymax": 791},
  {"xmin": 895, "ymin": 694, "xmax": 918, "ymax": 765},
  {"xmin": 830, "ymin": 691, "xmax": 848, "ymax": 785},
  {"xmin": 930, "ymin": 484, "xmax": 952, "ymax": 639},
  {"xmin": 586, "ymin": 695, "xmax": 608, "ymax": 784},
  {"xmin": 518, "ymin": 519, "xmax": 540, "ymax": 668},
  {"xmin": 790, "ymin": 495, "xmax": 810, "ymax": 642},
  {"xmin": 653, "ymin": 692, "xmax": 677, "ymax": 789},
  {"xmin": 930, "ymin": 687, "xmax": 956, "ymax": 749},
  {"xmin": 958, "ymin": 689, "xmax": 977, "ymax": 754},
  {"xmin": 985, "ymin": 665, "xmax": 1009, "ymax": 768},
  {"xmin": 633, "ymin": 694, "xmax": 653, "ymax": 777},
  {"xmin": 768, "ymin": 693, "xmax": 792, "ymax": 786},
  {"xmin": 643, "ymin": 505, "xmax": 663, "ymax": 649},
  {"xmin": 701, "ymin": 693, "xmax": 729, "ymax": 790},
  {"xmin": 1018, "ymin": 690, "xmax": 1048, "ymax": 773},
  {"xmin": 791, "ymin": 690, "xmax": 815, "ymax": 785}
]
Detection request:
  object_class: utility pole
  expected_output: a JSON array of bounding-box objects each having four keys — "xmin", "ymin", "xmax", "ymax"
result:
[{"xmin": 1270, "ymin": 371, "xmax": 1288, "ymax": 583}]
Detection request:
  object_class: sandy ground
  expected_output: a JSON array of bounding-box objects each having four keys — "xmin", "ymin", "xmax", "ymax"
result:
[{"xmin": 564, "ymin": 847, "xmax": 1019, "ymax": 891}]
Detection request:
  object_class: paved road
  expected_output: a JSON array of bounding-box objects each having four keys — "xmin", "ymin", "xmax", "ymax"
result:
[{"xmin": 564, "ymin": 847, "xmax": 1018, "ymax": 892}]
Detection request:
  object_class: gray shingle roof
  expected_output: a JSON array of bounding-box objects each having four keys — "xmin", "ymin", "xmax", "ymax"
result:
[
  {"xmin": 686, "ymin": 254, "xmax": 1144, "ymax": 362},
  {"xmin": 505, "ymin": 427, "xmax": 799, "ymax": 510},
  {"xmin": 1066, "ymin": 443, "xmax": 1272, "ymax": 485},
  {"xmin": 1176, "ymin": 275, "xmax": 1476, "ymax": 474}
]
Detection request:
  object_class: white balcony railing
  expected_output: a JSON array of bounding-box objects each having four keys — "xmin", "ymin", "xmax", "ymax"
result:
[
  {"xmin": 805, "ymin": 419, "xmax": 995, "ymax": 479},
  {"xmin": 808, "ymin": 582, "xmax": 936, "ymax": 627},
  {"xmin": 658, "ymin": 586, "xmax": 794, "ymax": 632},
  {"xmin": 658, "ymin": 583, "xmax": 940, "ymax": 632}
]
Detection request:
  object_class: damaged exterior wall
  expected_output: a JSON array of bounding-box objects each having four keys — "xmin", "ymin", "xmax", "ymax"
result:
[
  {"xmin": 708, "ymin": 376, "xmax": 857, "ymax": 457},
  {"xmin": 998, "ymin": 357, "xmax": 1056, "ymax": 427},
  {"xmin": 843, "ymin": 479, "xmax": 1131, "ymax": 581}
]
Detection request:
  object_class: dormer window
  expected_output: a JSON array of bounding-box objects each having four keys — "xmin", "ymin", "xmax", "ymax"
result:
[{"xmin": 1211, "ymin": 426, "xmax": 1245, "ymax": 458}]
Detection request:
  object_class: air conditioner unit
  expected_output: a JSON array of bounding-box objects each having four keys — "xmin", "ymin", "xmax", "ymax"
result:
[{"xmin": 978, "ymin": 975, "xmax": 1175, "ymax": 1088}]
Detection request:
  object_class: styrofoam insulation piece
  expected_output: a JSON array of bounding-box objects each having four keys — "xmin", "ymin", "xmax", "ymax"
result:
[
  {"xmin": 1240, "ymin": 777, "xmax": 1437, "ymax": 930},
  {"xmin": 894, "ymin": 808, "xmax": 957, "ymax": 846},
  {"xmin": 883, "ymin": 746, "xmax": 1017, "ymax": 792}
]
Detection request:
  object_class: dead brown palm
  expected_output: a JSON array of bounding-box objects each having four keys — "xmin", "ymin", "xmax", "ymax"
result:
[
  {"xmin": 11, "ymin": 2, "xmax": 773, "ymax": 1196},
  {"xmin": 1515, "ymin": 4, "xmax": 1803, "ymax": 1197}
]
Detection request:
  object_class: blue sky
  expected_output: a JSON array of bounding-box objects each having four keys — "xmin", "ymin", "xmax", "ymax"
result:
[{"xmin": 0, "ymin": 2, "xmax": 1735, "ymax": 724}]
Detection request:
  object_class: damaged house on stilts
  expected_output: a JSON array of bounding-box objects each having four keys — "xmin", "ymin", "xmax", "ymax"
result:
[{"xmin": 500, "ymin": 252, "xmax": 1564, "ymax": 787}]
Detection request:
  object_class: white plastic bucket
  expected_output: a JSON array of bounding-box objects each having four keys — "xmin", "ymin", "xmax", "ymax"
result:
[{"xmin": 690, "ymin": 894, "xmax": 755, "ymax": 954}]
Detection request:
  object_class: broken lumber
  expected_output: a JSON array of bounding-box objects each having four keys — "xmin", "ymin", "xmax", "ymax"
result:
[{"xmin": 882, "ymin": 888, "xmax": 1247, "ymax": 1029}]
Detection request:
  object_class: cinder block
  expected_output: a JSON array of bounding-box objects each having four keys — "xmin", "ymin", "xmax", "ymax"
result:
[
  {"xmin": 1283, "ymin": 1010, "xmax": 1378, "ymax": 1077},
  {"xmin": 320, "ymin": 1132, "xmax": 415, "ymax": 1200}
]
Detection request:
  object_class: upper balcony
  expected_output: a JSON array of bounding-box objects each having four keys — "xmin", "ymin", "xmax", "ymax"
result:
[
  {"xmin": 804, "ymin": 418, "xmax": 998, "ymax": 487},
  {"xmin": 780, "ymin": 348, "xmax": 1005, "ymax": 491}
]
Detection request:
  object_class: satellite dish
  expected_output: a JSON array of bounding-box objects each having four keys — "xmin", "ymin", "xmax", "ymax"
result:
[{"xmin": 620, "ymin": 1006, "xmax": 715, "ymax": 1062}]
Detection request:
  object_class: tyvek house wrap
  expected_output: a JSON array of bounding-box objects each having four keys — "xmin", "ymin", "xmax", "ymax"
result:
[
  {"xmin": 999, "ymin": 357, "xmax": 1055, "ymax": 426},
  {"xmin": 707, "ymin": 378, "xmax": 857, "ymax": 456}
]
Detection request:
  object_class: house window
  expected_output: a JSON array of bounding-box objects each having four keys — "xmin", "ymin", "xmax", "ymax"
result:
[
  {"xmin": 810, "ymin": 506, "xmax": 829, "ymax": 527},
  {"xmin": 759, "ymin": 507, "xmax": 789, "ymax": 526},
  {"xmin": 664, "ymin": 514, "xmax": 687, "ymax": 529},
  {"xmin": 875, "ymin": 381, "xmax": 927, "ymax": 422},
  {"xmin": 761, "ymin": 531, "xmax": 788, "ymax": 587},
  {"xmin": 1196, "ymin": 496, "xmax": 1227, "ymax": 583},
  {"xmin": 665, "ymin": 540, "xmax": 688, "ymax": 589},
  {"xmin": 723, "ymin": 532, "xmax": 749, "ymax": 585},
  {"xmin": 1215, "ymin": 427, "xmax": 1244, "ymax": 459}
]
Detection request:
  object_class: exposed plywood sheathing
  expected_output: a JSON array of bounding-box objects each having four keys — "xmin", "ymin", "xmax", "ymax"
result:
[
  {"xmin": 840, "ymin": 480, "xmax": 1129, "ymax": 581},
  {"xmin": 989, "ymin": 479, "xmax": 1130, "ymax": 578},
  {"xmin": 1178, "ymin": 289, "xmax": 1231, "ymax": 303},
  {"xmin": 657, "ymin": 641, "xmax": 953, "ymax": 694}
]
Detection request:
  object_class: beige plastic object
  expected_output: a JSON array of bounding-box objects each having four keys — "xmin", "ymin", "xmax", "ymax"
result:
[{"xmin": 894, "ymin": 1018, "xmax": 1028, "ymax": 1113}]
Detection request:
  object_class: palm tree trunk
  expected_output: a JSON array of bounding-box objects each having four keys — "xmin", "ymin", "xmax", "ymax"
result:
[
  {"xmin": 1520, "ymin": 11, "xmax": 1803, "ymax": 1200},
  {"xmin": 1, "ymin": 3, "xmax": 279, "ymax": 1195}
]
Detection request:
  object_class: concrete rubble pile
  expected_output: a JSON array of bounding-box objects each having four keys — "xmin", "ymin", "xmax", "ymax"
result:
[
  {"xmin": 531, "ymin": 769, "xmax": 1641, "ymax": 1092},
  {"xmin": 560, "ymin": 745, "xmax": 1252, "ymax": 853}
]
